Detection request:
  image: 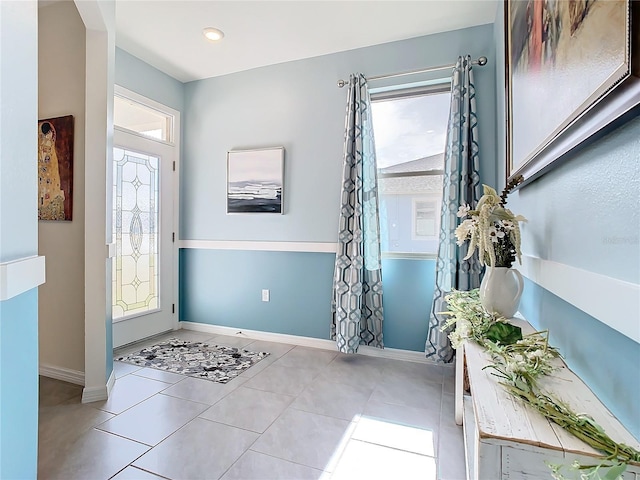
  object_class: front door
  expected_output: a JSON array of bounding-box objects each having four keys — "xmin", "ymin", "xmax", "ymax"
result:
[{"xmin": 111, "ymin": 128, "xmax": 176, "ymax": 347}]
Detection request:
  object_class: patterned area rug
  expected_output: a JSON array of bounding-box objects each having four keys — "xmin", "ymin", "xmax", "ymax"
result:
[{"xmin": 115, "ymin": 338, "xmax": 270, "ymax": 384}]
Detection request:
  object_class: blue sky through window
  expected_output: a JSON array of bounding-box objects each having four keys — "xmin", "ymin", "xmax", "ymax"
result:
[{"xmin": 371, "ymin": 91, "xmax": 450, "ymax": 169}]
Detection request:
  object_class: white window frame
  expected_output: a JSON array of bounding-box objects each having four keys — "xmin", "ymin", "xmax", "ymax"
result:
[
  {"xmin": 412, "ymin": 194, "xmax": 442, "ymax": 241},
  {"xmin": 114, "ymin": 85, "xmax": 176, "ymax": 146}
]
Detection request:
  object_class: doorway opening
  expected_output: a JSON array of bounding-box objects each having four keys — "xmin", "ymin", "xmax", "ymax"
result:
[{"xmin": 112, "ymin": 86, "xmax": 180, "ymax": 348}]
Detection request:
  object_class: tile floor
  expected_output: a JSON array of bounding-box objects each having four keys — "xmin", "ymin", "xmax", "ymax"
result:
[{"xmin": 38, "ymin": 330, "xmax": 466, "ymax": 480}]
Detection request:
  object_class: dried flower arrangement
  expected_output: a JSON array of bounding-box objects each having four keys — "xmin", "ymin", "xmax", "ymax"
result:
[{"xmin": 455, "ymin": 175, "xmax": 526, "ymax": 267}]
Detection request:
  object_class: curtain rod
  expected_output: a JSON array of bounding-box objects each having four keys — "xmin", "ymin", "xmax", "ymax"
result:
[{"xmin": 336, "ymin": 56, "xmax": 488, "ymax": 88}]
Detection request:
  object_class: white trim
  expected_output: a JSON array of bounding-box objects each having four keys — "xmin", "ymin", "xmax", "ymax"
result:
[
  {"xmin": 172, "ymin": 107, "xmax": 181, "ymax": 332},
  {"xmin": 106, "ymin": 243, "xmax": 115, "ymax": 258},
  {"xmin": 519, "ymin": 255, "xmax": 640, "ymax": 344},
  {"xmin": 81, "ymin": 384, "xmax": 108, "ymax": 403},
  {"xmin": 182, "ymin": 321, "xmax": 333, "ymax": 348},
  {"xmin": 106, "ymin": 369, "xmax": 115, "ymax": 396},
  {"xmin": 81, "ymin": 369, "xmax": 113, "ymax": 403},
  {"xmin": 39, "ymin": 363, "xmax": 85, "ymax": 386},
  {"xmin": 112, "ymin": 88, "xmax": 182, "ymax": 338},
  {"xmin": 381, "ymin": 252, "xmax": 437, "ymax": 260},
  {"xmin": 114, "ymin": 85, "xmax": 177, "ymax": 145},
  {"xmin": 411, "ymin": 194, "xmax": 441, "ymax": 242},
  {"xmin": 178, "ymin": 240, "xmax": 338, "ymax": 253},
  {"xmin": 0, "ymin": 255, "xmax": 45, "ymax": 301},
  {"xmin": 80, "ymin": 1, "xmax": 114, "ymax": 406},
  {"xmin": 180, "ymin": 321, "xmax": 438, "ymax": 364}
]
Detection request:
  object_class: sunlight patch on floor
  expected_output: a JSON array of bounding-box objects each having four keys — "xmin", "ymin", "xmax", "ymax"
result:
[
  {"xmin": 325, "ymin": 415, "xmax": 438, "ymax": 479},
  {"xmin": 352, "ymin": 416, "xmax": 436, "ymax": 457}
]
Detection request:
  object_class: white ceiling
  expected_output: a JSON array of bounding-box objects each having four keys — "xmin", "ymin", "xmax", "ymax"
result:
[{"xmin": 115, "ymin": 0, "xmax": 498, "ymax": 83}]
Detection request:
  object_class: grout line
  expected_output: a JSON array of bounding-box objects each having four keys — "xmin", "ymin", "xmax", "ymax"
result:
[
  {"xmin": 93, "ymin": 377, "xmax": 179, "ymax": 417},
  {"xmin": 93, "ymin": 427, "xmax": 155, "ymax": 448},
  {"xmin": 43, "ymin": 345, "xmax": 457, "ymax": 479},
  {"xmin": 245, "ymin": 450, "xmax": 327, "ymax": 473},
  {"xmin": 121, "ymin": 415, "xmax": 219, "ymax": 476},
  {"xmin": 155, "ymin": 390, "xmax": 216, "ymax": 408},
  {"xmin": 123, "ymin": 465, "xmax": 173, "ymax": 480},
  {"xmin": 324, "ymin": 415, "xmax": 360, "ymax": 473},
  {"xmin": 345, "ymin": 437, "xmax": 438, "ymax": 459},
  {"xmin": 192, "ymin": 416, "xmax": 266, "ymax": 480},
  {"xmin": 180, "ymin": 414, "xmax": 264, "ymax": 439}
]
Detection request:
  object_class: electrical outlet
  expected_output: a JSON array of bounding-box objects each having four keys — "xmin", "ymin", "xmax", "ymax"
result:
[{"xmin": 261, "ymin": 289, "xmax": 270, "ymax": 302}]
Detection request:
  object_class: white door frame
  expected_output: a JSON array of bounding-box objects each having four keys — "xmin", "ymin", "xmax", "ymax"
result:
[
  {"xmin": 77, "ymin": 0, "xmax": 115, "ymax": 403},
  {"xmin": 113, "ymin": 85, "xmax": 180, "ymax": 341}
]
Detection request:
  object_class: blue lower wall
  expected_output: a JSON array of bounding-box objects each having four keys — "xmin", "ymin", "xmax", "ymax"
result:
[
  {"xmin": 0, "ymin": 289, "xmax": 39, "ymax": 480},
  {"xmin": 180, "ymin": 249, "xmax": 334, "ymax": 339},
  {"xmin": 380, "ymin": 258, "xmax": 436, "ymax": 352},
  {"xmin": 519, "ymin": 278, "xmax": 640, "ymax": 440},
  {"xmin": 180, "ymin": 249, "xmax": 435, "ymax": 352}
]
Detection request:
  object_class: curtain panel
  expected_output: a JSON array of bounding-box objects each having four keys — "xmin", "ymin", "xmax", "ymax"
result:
[
  {"xmin": 331, "ymin": 73, "xmax": 384, "ymax": 354},
  {"xmin": 425, "ymin": 56, "xmax": 482, "ymax": 363}
]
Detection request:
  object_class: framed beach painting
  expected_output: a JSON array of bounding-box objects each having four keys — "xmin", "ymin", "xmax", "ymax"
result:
[
  {"xmin": 38, "ymin": 115, "xmax": 74, "ymax": 220},
  {"xmin": 227, "ymin": 147, "xmax": 284, "ymax": 214},
  {"xmin": 505, "ymin": 0, "xmax": 640, "ymax": 183}
]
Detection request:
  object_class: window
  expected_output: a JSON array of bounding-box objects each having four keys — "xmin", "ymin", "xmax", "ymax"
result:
[
  {"xmin": 371, "ymin": 85, "xmax": 451, "ymax": 257},
  {"xmin": 114, "ymin": 91, "xmax": 174, "ymax": 143},
  {"xmin": 112, "ymin": 147, "xmax": 160, "ymax": 320},
  {"xmin": 413, "ymin": 196, "xmax": 440, "ymax": 240}
]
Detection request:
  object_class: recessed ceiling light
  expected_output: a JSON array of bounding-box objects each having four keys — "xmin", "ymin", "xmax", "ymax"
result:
[{"xmin": 203, "ymin": 27, "xmax": 224, "ymax": 42}]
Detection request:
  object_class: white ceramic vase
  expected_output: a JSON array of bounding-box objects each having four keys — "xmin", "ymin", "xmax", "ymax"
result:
[{"xmin": 479, "ymin": 266, "xmax": 524, "ymax": 318}]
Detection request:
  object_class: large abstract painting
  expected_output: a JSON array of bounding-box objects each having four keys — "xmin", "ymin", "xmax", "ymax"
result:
[
  {"xmin": 506, "ymin": 0, "xmax": 638, "ymax": 182},
  {"xmin": 38, "ymin": 115, "xmax": 74, "ymax": 220},
  {"xmin": 227, "ymin": 147, "xmax": 284, "ymax": 214}
]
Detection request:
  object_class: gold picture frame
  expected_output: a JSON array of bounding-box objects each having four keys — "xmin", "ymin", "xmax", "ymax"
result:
[
  {"xmin": 38, "ymin": 115, "xmax": 74, "ymax": 221},
  {"xmin": 505, "ymin": 0, "xmax": 640, "ymax": 184}
]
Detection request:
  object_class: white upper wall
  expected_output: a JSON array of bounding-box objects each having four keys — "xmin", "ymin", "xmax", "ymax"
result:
[
  {"xmin": 0, "ymin": 1, "xmax": 38, "ymax": 261},
  {"xmin": 181, "ymin": 26, "xmax": 497, "ymax": 243}
]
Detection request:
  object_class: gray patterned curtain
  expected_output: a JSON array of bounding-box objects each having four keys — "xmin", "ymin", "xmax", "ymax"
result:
[
  {"xmin": 331, "ymin": 73, "xmax": 384, "ymax": 354},
  {"xmin": 425, "ymin": 56, "xmax": 482, "ymax": 363}
]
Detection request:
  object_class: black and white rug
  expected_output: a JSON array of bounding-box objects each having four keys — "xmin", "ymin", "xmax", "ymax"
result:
[{"xmin": 115, "ymin": 338, "xmax": 270, "ymax": 384}]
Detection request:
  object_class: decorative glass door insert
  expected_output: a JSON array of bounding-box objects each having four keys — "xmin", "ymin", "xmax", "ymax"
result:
[{"xmin": 113, "ymin": 147, "xmax": 160, "ymax": 320}]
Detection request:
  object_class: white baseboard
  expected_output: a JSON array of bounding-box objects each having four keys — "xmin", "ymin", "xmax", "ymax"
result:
[
  {"xmin": 39, "ymin": 363, "xmax": 84, "ymax": 386},
  {"xmin": 80, "ymin": 370, "xmax": 115, "ymax": 404},
  {"xmin": 180, "ymin": 321, "xmax": 439, "ymax": 365},
  {"xmin": 81, "ymin": 385, "xmax": 107, "ymax": 404},
  {"xmin": 106, "ymin": 369, "xmax": 115, "ymax": 396}
]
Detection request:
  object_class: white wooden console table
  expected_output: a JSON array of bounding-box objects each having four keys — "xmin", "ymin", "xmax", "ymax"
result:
[{"xmin": 454, "ymin": 317, "xmax": 640, "ymax": 480}]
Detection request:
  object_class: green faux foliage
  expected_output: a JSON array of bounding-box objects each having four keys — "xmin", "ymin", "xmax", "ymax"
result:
[
  {"xmin": 547, "ymin": 461, "xmax": 629, "ymax": 480},
  {"xmin": 443, "ymin": 290, "xmax": 640, "ymax": 480},
  {"xmin": 501, "ymin": 378, "xmax": 640, "ymax": 464},
  {"xmin": 440, "ymin": 288, "xmax": 517, "ymax": 349},
  {"xmin": 484, "ymin": 322, "xmax": 523, "ymax": 345}
]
